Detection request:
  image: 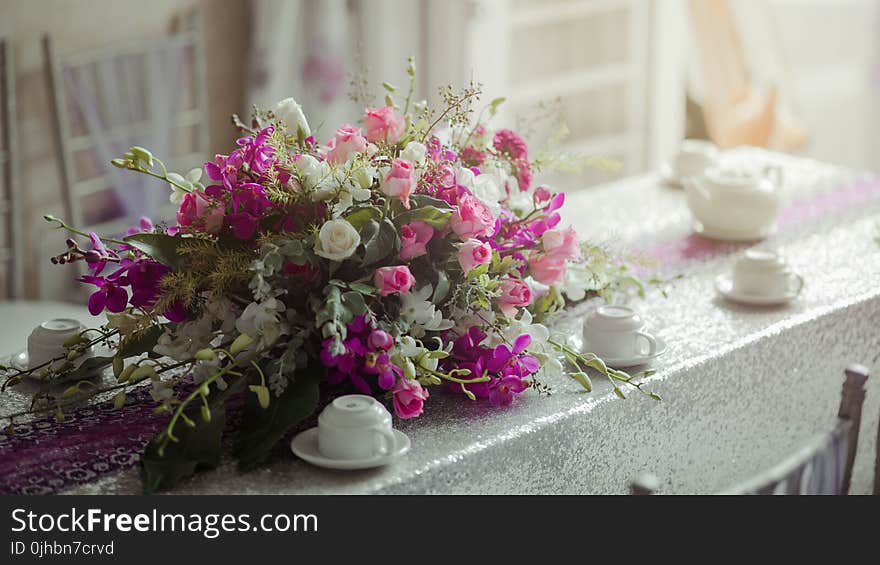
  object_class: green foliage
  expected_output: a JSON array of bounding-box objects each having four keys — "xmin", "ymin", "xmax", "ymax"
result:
[
  {"xmin": 235, "ymin": 366, "xmax": 321, "ymax": 471},
  {"xmin": 360, "ymin": 218, "xmax": 400, "ymax": 265},
  {"xmin": 123, "ymin": 233, "xmax": 186, "ymax": 269},
  {"xmin": 142, "ymin": 378, "xmax": 243, "ymax": 493}
]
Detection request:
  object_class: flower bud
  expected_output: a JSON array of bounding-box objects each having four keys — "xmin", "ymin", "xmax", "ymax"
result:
[{"xmin": 368, "ymin": 330, "xmax": 393, "ymax": 351}]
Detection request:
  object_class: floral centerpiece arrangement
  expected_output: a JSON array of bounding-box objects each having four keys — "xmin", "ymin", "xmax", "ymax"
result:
[{"xmin": 2, "ymin": 60, "xmax": 659, "ymax": 492}]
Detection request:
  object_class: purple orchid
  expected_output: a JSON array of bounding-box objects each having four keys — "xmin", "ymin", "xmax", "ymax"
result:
[{"xmin": 79, "ymin": 273, "xmax": 129, "ymax": 315}]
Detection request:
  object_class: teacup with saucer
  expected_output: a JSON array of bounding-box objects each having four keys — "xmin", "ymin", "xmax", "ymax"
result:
[
  {"xmin": 582, "ymin": 305, "xmax": 667, "ymax": 368},
  {"xmin": 715, "ymin": 248, "xmax": 804, "ymax": 305},
  {"xmin": 290, "ymin": 394, "xmax": 410, "ymax": 470},
  {"xmin": 660, "ymin": 139, "xmax": 719, "ymax": 188}
]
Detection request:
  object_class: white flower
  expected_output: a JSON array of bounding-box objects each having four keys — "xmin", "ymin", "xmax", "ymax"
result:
[
  {"xmin": 205, "ymin": 298, "xmax": 238, "ymax": 334},
  {"xmin": 167, "ymin": 168, "xmax": 203, "ymax": 204},
  {"xmin": 154, "ymin": 315, "xmax": 213, "ymax": 361},
  {"xmin": 472, "ymin": 173, "xmax": 504, "ymax": 216},
  {"xmin": 296, "ymin": 154, "xmax": 332, "ymax": 192},
  {"xmin": 563, "ymin": 263, "xmax": 604, "ymax": 302},
  {"xmin": 400, "ymin": 141, "xmax": 427, "ymax": 165},
  {"xmin": 274, "ymin": 97, "xmax": 310, "ymax": 137},
  {"xmin": 235, "ymin": 297, "xmax": 286, "ymax": 350},
  {"xmin": 354, "ymin": 165, "xmax": 377, "ymax": 189},
  {"xmin": 399, "ymin": 285, "xmax": 454, "ymax": 338},
  {"xmin": 314, "ymin": 219, "xmax": 360, "ymax": 261}
]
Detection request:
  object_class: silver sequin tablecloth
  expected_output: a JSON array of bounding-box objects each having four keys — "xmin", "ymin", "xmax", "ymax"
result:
[{"xmin": 13, "ymin": 149, "xmax": 880, "ymax": 494}]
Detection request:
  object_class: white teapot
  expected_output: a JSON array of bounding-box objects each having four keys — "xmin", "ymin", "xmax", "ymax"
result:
[{"xmin": 683, "ymin": 165, "xmax": 783, "ymax": 240}]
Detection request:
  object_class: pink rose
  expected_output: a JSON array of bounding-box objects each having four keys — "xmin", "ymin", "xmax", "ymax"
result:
[
  {"xmin": 399, "ymin": 221, "xmax": 434, "ymax": 261},
  {"xmin": 392, "ymin": 377, "xmax": 429, "ymax": 419},
  {"xmin": 542, "ymin": 226, "xmax": 581, "ymax": 261},
  {"xmin": 529, "ymin": 254, "xmax": 567, "ymax": 286},
  {"xmin": 176, "ymin": 190, "xmax": 224, "ymax": 233},
  {"xmin": 457, "ymin": 239, "xmax": 492, "ymax": 274},
  {"xmin": 450, "ymin": 194, "xmax": 496, "ymax": 240},
  {"xmin": 374, "ymin": 265, "xmax": 416, "ymax": 297},
  {"xmin": 364, "ymin": 106, "xmax": 406, "ymax": 144},
  {"xmin": 496, "ymin": 277, "xmax": 532, "ymax": 317},
  {"xmin": 380, "ymin": 158, "xmax": 416, "ymax": 209},
  {"xmin": 326, "ymin": 124, "xmax": 367, "ymax": 164}
]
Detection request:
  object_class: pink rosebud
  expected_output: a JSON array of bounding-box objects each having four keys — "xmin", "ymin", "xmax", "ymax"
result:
[
  {"xmin": 364, "ymin": 106, "xmax": 406, "ymax": 144},
  {"xmin": 380, "ymin": 158, "xmax": 416, "ymax": 209},
  {"xmin": 368, "ymin": 329, "xmax": 394, "ymax": 351},
  {"xmin": 529, "ymin": 254, "xmax": 567, "ymax": 286},
  {"xmin": 457, "ymin": 239, "xmax": 492, "ymax": 274},
  {"xmin": 326, "ymin": 124, "xmax": 367, "ymax": 165},
  {"xmin": 392, "ymin": 377, "xmax": 429, "ymax": 419},
  {"xmin": 541, "ymin": 226, "xmax": 581, "ymax": 262},
  {"xmin": 399, "ymin": 220, "xmax": 434, "ymax": 261},
  {"xmin": 374, "ymin": 265, "xmax": 416, "ymax": 297},
  {"xmin": 449, "ymin": 194, "xmax": 496, "ymax": 240},
  {"xmin": 496, "ymin": 277, "xmax": 532, "ymax": 317},
  {"xmin": 176, "ymin": 190, "xmax": 224, "ymax": 233},
  {"xmin": 533, "ymin": 185, "xmax": 553, "ymax": 205}
]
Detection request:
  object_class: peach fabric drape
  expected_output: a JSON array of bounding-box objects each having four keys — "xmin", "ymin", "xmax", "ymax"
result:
[{"xmin": 688, "ymin": 0, "xmax": 808, "ymax": 150}]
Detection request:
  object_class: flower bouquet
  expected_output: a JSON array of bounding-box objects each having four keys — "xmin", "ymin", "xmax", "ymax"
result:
[{"xmin": 2, "ymin": 60, "xmax": 659, "ymax": 492}]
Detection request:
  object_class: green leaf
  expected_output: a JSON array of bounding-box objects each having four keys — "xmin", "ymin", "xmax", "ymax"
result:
[
  {"xmin": 345, "ymin": 205, "xmax": 382, "ymax": 231},
  {"xmin": 349, "ymin": 282, "xmax": 377, "ymax": 296},
  {"xmin": 394, "ymin": 205, "xmax": 452, "ymax": 229},
  {"xmin": 341, "ymin": 291, "xmax": 368, "ymax": 316},
  {"xmin": 141, "ymin": 379, "xmax": 243, "ymax": 493},
  {"xmin": 50, "ymin": 355, "xmax": 115, "ymax": 383},
  {"xmin": 432, "ymin": 270, "xmax": 450, "ymax": 304},
  {"xmin": 249, "ymin": 385, "xmax": 270, "ymax": 409},
  {"xmin": 489, "ymin": 97, "xmax": 506, "ymax": 116},
  {"xmin": 235, "ymin": 367, "xmax": 321, "ymax": 471},
  {"xmin": 123, "ymin": 233, "xmax": 185, "ymax": 269},
  {"xmin": 118, "ymin": 324, "xmax": 164, "ymax": 358},
  {"xmin": 361, "ymin": 218, "xmax": 400, "ymax": 266}
]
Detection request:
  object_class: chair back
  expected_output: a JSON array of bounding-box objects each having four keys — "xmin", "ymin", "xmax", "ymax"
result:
[
  {"xmin": 0, "ymin": 36, "xmax": 23, "ymax": 300},
  {"xmin": 43, "ymin": 10, "xmax": 209, "ymax": 238},
  {"xmin": 629, "ymin": 365, "xmax": 873, "ymax": 495}
]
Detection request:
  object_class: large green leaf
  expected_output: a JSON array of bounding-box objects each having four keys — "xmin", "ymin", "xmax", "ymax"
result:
[
  {"xmin": 123, "ymin": 233, "xmax": 186, "ymax": 269},
  {"xmin": 344, "ymin": 205, "xmax": 382, "ymax": 231},
  {"xmin": 361, "ymin": 218, "xmax": 400, "ymax": 266},
  {"xmin": 141, "ymin": 378, "xmax": 242, "ymax": 493},
  {"xmin": 234, "ymin": 367, "xmax": 321, "ymax": 471},
  {"xmin": 393, "ymin": 205, "xmax": 452, "ymax": 229}
]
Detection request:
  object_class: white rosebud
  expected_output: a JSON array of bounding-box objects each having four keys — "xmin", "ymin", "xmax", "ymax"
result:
[
  {"xmin": 400, "ymin": 141, "xmax": 427, "ymax": 165},
  {"xmin": 295, "ymin": 154, "xmax": 331, "ymax": 192},
  {"xmin": 314, "ymin": 219, "xmax": 361, "ymax": 262},
  {"xmin": 354, "ymin": 166, "xmax": 376, "ymax": 189},
  {"xmin": 274, "ymin": 97, "xmax": 311, "ymax": 137}
]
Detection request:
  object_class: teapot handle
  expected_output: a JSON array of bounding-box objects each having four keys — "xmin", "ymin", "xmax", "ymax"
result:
[
  {"xmin": 682, "ymin": 175, "xmax": 712, "ymax": 201},
  {"xmin": 762, "ymin": 164, "xmax": 783, "ymax": 188}
]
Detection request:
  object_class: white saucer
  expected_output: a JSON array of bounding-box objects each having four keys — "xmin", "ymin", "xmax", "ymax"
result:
[
  {"xmin": 715, "ymin": 274, "xmax": 800, "ymax": 305},
  {"xmin": 694, "ymin": 221, "xmax": 776, "ymax": 242},
  {"xmin": 290, "ymin": 427, "xmax": 411, "ymax": 470},
  {"xmin": 4, "ymin": 349, "xmax": 28, "ymax": 371},
  {"xmin": 582, "ymin": 336, "xmax": 667, "ymax": 368}
]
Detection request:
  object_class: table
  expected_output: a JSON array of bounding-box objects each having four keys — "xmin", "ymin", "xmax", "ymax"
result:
[{"xmin": 2, "ymin": 148, "xmax": 879, "ymax": 494}]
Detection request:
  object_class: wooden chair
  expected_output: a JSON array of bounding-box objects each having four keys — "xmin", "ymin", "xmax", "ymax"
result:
[
  {"xmin": 43, "ymin": 10, "xmax": 209, "ymax": 239},
  {"xmin": 629, "ymin": 365, "xmax": 875, "ymax": 495},
  {"xmin": 0, "ymin": 36, "xmax": 23, "ymax": 300}
]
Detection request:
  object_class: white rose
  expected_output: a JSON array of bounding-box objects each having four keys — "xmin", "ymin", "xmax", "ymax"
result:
[
  {"xmin": 274, "ymin": 97, "xmax": 310, "ymax": 137},
  {"xmin": 471, "ymin": 173, "xmax": 503, "ymax": 216},
  {"xmin": 354, "ymin": 166, "xmax": 376, "ymax": 189},
  {"xmin": 400, "ymin": 141, "xmax": 427, "ymax": 165},
  {"xmin": 314, "ymin": 219, "xmax": 360, "ymax": 261},
  {"xmin": 296, "ymin": 154, "xmax": 331, "ymax": 192}
]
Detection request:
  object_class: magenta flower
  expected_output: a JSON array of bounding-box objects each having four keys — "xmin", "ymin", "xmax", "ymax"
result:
[
  {"xmin": 126, "ymin": 260, "xmax": 169, "ymax": 309},
  {"xmin": 489, "ymin": 375, "xmax": 529, "ymax": 407},
  {"xmin": 363, "ymin": 352, "xmax": 402, "ymax": 390},
  {"xmin": 392, "ymin": 378, "xmax": 429, "ymax": 419},
  {"xmin": 493, "ymin": 129, "xmax": 528, "ymax": 160},
  {"xmin": 236, "ymin": 127, "xmax": 276, "ymax": 175},
  {"xmin": 486, "ymin": 334, "xmax": 540, "ymax": 378},
  {"xmin": 80, "ymin": 274, "xmax": 129, "ymax": 315}
]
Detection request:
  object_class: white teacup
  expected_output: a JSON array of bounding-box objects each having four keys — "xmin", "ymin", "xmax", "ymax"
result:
[
  {"xmin": 317, "ymin": 395, "xmax": 396, "ymax": 460},
  {"xmin": 583, "ymin": 305, "xmax": 657, "ymax": 360},
  {"xmin": 27, "ymin": 318, "xmax": 90, "ymax": 370},
  {"xmin": 732, "ymin": 249, "xmax": 803, "ymax": 297},
  {"xmin": 672, "ymin": 139, "xmax": 719, "ymax": 178}
]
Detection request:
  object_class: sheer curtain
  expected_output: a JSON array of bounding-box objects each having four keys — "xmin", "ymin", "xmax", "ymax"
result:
[{"xmin": 62, "ymin": 41, "xmax": 185, "ymax": 225}]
